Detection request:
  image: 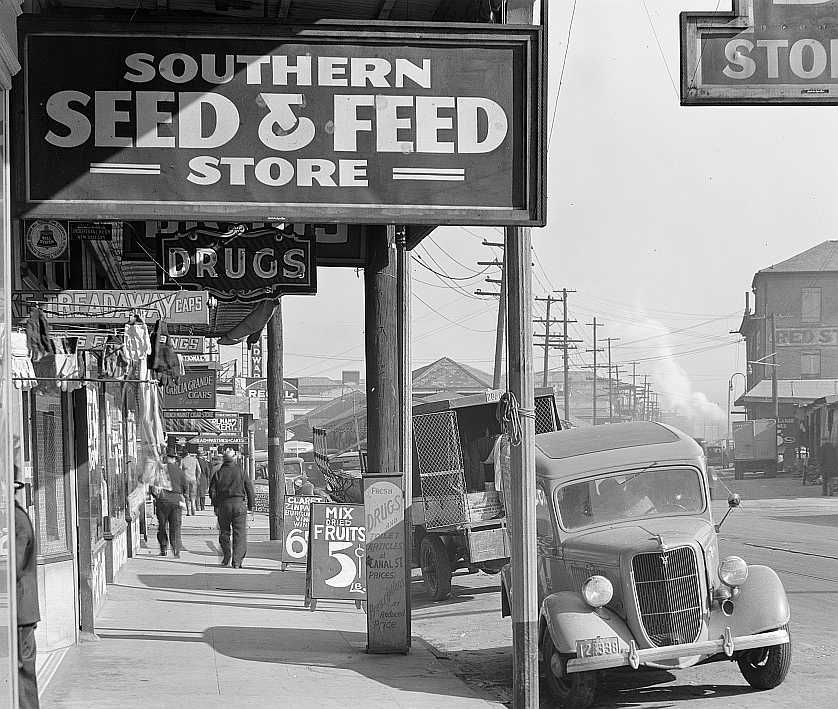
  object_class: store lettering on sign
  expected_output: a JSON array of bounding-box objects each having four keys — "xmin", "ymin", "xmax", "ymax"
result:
[{"xmin": 44, "ymin": 52, "xmax": 506, "ymax": 189}]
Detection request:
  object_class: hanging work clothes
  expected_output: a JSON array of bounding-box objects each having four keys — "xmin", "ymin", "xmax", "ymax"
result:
[
  {"xmin": 101, "ymin": 335, "xmax": 129, "ymax": 380},
  {"xmin": 148, "ymin": 319, "xmax": 180, "ymax": 386},
  {"xmin": 10, "ymin": 331, "xmax": 37, "ymax": 391},
  {"xmin": 54, "ymin": 337, "xmax": 80, "ymax": 392},
  {"xmin": 124, "ymin": 316, "xmax": 151, "ymax": 364},
  {"xmin": 25, "ymin": 308, "xmax": 55, "ymax": 362}
]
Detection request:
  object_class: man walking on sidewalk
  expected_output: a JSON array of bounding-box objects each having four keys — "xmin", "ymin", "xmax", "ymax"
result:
[
  {"xmin": 153, "ymin": 451, "xmax": 189, "ymax": 558},
  {"xmin": 181, "ymin": 450, "xmax": 200, "ymax": 515},
  {"xmin": 210, "ymin": 448, "xmax": 254, "ymax": 568},
  {"xmin": 15, "ymin": 478, "xmax": 40, "ymax": 709}
]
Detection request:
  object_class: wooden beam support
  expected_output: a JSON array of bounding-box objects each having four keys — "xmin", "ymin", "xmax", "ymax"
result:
[
  {"xmin": 266, "ymin": 302, "xmax": 284, "ymax": 540},
  {"xmin": 504, "ymin": 5, "xmax": 538, "ymax": 709}
]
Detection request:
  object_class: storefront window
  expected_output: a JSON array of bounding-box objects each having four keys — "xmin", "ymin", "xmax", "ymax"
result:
[
  {"xmin": 30, "ymin": 391, "xmax": 71, "ymax": 557},
  {"xmin": 0, "ymin": 91, "xmax": 17, "ymax": 707},
  {"xmin": 104, "ymin": 386, "xmax": 126, "ymax": 524}
]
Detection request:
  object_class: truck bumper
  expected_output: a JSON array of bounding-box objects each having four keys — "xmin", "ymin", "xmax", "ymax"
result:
[{"xmin": 565, "ymin": 627, "xmax": 789, "ymax": 674}]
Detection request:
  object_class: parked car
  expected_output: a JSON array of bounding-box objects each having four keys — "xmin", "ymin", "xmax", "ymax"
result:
[{"xmin": 501, "ymin": 421, "xmax": 791, "ymax": 709}]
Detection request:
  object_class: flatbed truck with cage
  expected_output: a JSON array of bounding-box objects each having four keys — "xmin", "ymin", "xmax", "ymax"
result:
[{"xmin": 314, "ymin": 389, "xmax": 564, "ymax": 601}]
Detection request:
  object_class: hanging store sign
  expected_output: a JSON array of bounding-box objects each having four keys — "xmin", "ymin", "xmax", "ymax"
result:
[
  {"xmin": 18, "ymin": 19, "xmax": 544, "ymax": 225},
  {"xmin": 682, "ymin": 0, "xmax": 838, "ymax": 104},
  {"xmin": 161, "ymin": 368, "xmax": 217, "ymax": 409},
  {"xmin": 776, "ymin": 326, "xmax": 838, "ymax": 346},
  {"xmin": 160, "ymin": 223, "xmax": 316, "ymax": 301},
  {"xmin": 168, "ymin": 335, "xmax": 205, "ymax": 354},
  {"xmin": 250, "ymin": 339, "xmax": 263, "ymax": 378},
  {"xmin": 164, "ymin": 409, "xmax": 238, "ymax": 420},
  {"xmin": 17, "ymin": 289, "xmax": 209, "ymax": 324}
]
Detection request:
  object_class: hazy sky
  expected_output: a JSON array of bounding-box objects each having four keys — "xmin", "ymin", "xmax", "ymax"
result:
[{"xmin": 257, "ymin": 1, "xmax": 838, "ymax": 436}]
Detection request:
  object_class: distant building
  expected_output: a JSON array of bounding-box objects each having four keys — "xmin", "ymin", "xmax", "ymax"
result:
[{"xmin": 737, "ymin": 240, "xmax": 838, "ymax": 437}]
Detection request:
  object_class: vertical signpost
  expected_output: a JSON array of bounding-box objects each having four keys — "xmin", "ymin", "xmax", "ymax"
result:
[{"xmin": 363, "ymin": 473, "xmax": 408, "ymax": 653}]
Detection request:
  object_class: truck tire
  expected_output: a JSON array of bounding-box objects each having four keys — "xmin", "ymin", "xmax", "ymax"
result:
[
  {"xmin": 737, "ymin": 624, "xmax": 792, "ymax": 690},
  {"xmin": 420, "ymin": 535, "xmax": 452, "ymax": 601},
  {"xmin": 541, "ymin": 631, "xmax": 598, "ymax": 709}
]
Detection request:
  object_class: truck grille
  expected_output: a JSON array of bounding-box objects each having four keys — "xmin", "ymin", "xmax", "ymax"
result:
[{"xmin": 632, "ymin": 547, "xmax": 702, "ymax": 647}]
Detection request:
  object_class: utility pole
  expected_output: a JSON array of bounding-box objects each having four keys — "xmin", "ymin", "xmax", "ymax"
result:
[
  {"xmin": 477, "ymin": 242, "xmax": 505, "ymax": 389},
  {"xmin": 534, "ymin": 293, "xmax": 560, "ymax": 388},
  {"xmin": 604, "ymin": 337, "xmax": 620, "ymax": 424},
  {"xmin": 561, "ymin": 289, "xmax": 577, "ymax": 421},
  {"xmin": 613, "ymin": 363, "xmax": 621, "ymax": 421},
  {"xmin": 770, "ymin": 313, "xmax": 779, "ymax": 424},
  {"xmin": 266, "ymin": 300, "xmax": 284, "ymax": 540},
  {"xmin": 630, "ymin": 361, "xmax": 638, "ymax": 420},
  {"xmin": 585, "ymin": 318, "xmax": 604, "ymax": 425},
  {"xmin": 640, "ymin": 375, "xmax": 648, "ymax": 420}
]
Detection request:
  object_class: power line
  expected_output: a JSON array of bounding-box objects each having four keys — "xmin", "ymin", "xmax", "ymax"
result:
[{"xmin": 548, "ymin": 0, "xmax": 579, "ymax": 150}]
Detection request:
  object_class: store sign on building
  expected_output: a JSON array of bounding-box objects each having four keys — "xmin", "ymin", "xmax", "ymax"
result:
[
  {"xmin": 19, "ymin": 19, "xmax": 544, "ymax": 225},
  {"xmin": 776, "ymin": 327, "xmax": 838, "ymax": 346},
  {"xmin": 250, "ymin": 339, "xmax": 263, "ymax": 378},
  {"xmin": 168, "ymin": 335, "xmax": 205, "ymax": 354},
  {"xmin": 682, "ymin": 0, "xmax": 838, "ymax": 104},
  {"xmin": 161, "ymin": 368, "xmax": 217, "ymax": 409},
  {"xmin": 15, "ymin": 289, "xmax": 209, "ymax": 324},
  {"xmin": 160, "ymin": 223, "xmax": 316, "ymax": 301}
]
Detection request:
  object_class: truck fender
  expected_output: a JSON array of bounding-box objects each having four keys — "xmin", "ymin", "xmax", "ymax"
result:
[
  {"xmin": 708, "ymin": 565, "xmax": 790, "ymax": 638},
  {"xmin": 540, "ymin": 591, "xmax": 634, "ymax": 655}
]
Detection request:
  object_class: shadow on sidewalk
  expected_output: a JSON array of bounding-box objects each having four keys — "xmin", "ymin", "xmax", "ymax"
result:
[{"xmin": 98, "ymin": 627, "xmax": 483, "ymax": 700}]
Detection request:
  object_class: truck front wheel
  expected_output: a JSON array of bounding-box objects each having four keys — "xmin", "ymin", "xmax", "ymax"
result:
[
  {"xmin": 737, "ymin": 624, "xmax": 792, "ymax": 690},
  {"xmin": 541, "ymin": 631, "xmax": 598, "ymax": 709}
]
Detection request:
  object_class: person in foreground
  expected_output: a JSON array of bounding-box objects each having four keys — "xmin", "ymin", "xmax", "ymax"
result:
[
  {"xmin": 153, "ymin": 450, "xmax": 189, "ymax": 558},
  {"xmin": 210, "ymin": 448, "xmax": 255, "ymax": 568},
  {"xmin": 15, "ymin": 478, "xmax": 40, "ymax": 709}
]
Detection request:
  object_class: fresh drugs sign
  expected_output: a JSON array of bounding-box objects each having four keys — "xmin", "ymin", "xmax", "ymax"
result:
[
  {"xmin": 19, "ymin": 19, "xmax": 544, "ymax": 225},
  {"xmin": 682, "ymin": 0, "xmax": 838, "ymax": 104}
]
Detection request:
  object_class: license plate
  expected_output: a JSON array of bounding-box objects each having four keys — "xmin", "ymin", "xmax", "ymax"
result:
[{"xmin": 576, "ymin": 636, "xmax": 621, "ymax": 658}]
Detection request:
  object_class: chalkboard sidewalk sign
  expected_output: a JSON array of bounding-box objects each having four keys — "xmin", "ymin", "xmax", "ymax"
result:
[
  {"xmin": 304, "ymin": 502, "xmax": 366, "ymax": 611},
  {"xmin": 280, "ymin": 494, "xmax": 326, "ymax": 571}
]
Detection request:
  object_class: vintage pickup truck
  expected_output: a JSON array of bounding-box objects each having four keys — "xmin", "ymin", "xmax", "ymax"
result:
[{"xmin": 501, "ymin": 421, "xmax": 791, "ymax": 709}]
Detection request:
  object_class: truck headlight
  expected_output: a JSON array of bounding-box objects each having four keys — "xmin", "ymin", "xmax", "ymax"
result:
[
  {"xmin": 582, "ymin": 575, "xmax": 613, "ymax": 608},
  {"xmin": 718, "ymin": 556, "xmax": 749, "ymax": 587}
]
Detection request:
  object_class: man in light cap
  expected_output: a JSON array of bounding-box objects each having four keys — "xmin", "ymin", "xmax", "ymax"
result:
[{"xmin": 209, "ymin": 448, "xmax": 254, "ymax": 568}]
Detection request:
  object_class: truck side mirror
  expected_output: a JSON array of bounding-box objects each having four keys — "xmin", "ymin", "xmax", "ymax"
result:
[{"xmin": 716, "ymin": 493, "xmax": 743, "ymax": 532}]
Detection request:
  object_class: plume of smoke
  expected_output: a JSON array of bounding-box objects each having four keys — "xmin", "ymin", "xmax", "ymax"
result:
[{"xmin": 628, "ymin": 316, "xmax": 726, "ymax": 428}]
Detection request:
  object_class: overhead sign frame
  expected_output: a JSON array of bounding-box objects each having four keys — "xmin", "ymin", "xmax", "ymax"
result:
[
  {"xmin": 17, "ymin": 18, "xmax": 545, "ymax": 226},
  {"xmin": 682, "ymin": 0, "xmax": 838, "ymax": 105}
]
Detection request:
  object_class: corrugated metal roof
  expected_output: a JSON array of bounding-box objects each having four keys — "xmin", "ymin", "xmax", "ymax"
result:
[
  {"xmin": 736, "ymin": 378, "xmax": 838, "ymax": 404},
  {"xmin": 757, "ymin": 241, "xmax": 838, "ymax": 275}
]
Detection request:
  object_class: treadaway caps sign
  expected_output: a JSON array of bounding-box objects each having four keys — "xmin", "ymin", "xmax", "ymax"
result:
[{"xmin": 19, "ymin": 19, "xmax": 544, "ymax": 225}]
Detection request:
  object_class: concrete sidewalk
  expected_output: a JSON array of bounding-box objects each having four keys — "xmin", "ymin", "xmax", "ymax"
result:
[{"xmin": 42, "ymin": 509, "xmax": 503, "ymax": 709}]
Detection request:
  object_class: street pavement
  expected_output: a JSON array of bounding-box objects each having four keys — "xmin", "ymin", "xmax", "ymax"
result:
[
  {"xmin": 41, "ymin": 509, "xmax": 503, "ymax": 709},
  {"xmin": 411, "ymin": 472, "xmax": 838, "ymax": 708}
]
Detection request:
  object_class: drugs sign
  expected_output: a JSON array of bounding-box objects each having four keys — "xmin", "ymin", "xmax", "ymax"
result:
[
  {"xmin": 682, "ymin": 0, "xmax": 838, "ymax": 104},
  {"xmin": 305, "ymin": 503, "xmax": 366, "ymax": 606},
  {"xmin": 19, "ymin": 19, "xmax": 544, "ymax": 225}
]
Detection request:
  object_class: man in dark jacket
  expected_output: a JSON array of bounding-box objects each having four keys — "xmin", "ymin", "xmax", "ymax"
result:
[
  {"xmin": 209, "ymin": 448, "xmax": 255, "ymax": 568},
  {"xmin": 15, "ymin": 480, "xmax": 40, "ymax": 708},
  {"xmin": 153, "ymin": 452, "xmax": 189, "ymax": 558},
  {"xmin": 196, "ymin": 450, "xmax": 211, "ymax": 512}
]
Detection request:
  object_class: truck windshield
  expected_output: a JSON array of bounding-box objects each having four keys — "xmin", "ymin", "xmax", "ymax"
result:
[{"xmin": 556, "ymin": 467, "xmax": 705, "ymax": 531}]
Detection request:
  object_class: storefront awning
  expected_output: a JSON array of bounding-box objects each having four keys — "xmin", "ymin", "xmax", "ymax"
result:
[{"xmin": 735, "ymin": 379, "xmax": 838, "ymax": 407}]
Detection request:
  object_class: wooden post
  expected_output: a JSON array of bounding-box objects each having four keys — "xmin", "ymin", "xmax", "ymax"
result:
[
  {"xmin": 364, "ymin": 225, "xmax": 404, "ymax": 652},
  {"xmin": 397, "ymin": 226, "xmax": 413, "ymax": 649},
  {"xmin": 266, "ymin": 301, "xmax": 284, "ymax": 540},
  {"xmin": 505, "ymin": 224, "xmax": 538, "ymax": 709},
  {"xmin": 504, "ymin": 2, "xmax": 539, "ymax": 705}
]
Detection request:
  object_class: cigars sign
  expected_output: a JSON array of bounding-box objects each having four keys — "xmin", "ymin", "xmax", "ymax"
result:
[{"xmin": 19, "ymin": 20, "xmax": 544, "ymax": 225}]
